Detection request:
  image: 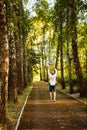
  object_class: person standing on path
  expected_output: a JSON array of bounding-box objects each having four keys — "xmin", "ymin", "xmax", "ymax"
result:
[{"xmin": 48, "ymin": 60, "xmax": 57, "ymax": 102}]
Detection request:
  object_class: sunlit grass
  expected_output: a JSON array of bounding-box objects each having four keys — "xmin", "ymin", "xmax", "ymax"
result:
[
  {"xmin": 57, "ymin": 84, "xmax": 78, "ymax": 93},
  {"xmin": 57, "ymin": 84, "xmax": 87, "ymax": 105},
  {"xmin": 81, "ymin": 98, "xmax": 87, "ymax": 104}
]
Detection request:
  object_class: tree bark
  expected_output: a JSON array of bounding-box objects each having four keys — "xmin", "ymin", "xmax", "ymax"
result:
[
  {"xmin": 8, "ymin": 32, "xmax": 18, "ymax": 103},
  {"xmin": 71, "ymin": 0, "xmax": 87, "ymax": 97},
  {"xmin": 23, "ymin": 41, "xmax": 28, "ymax": 88},
  {"xmin": 59, "ymin": 12, "xmax": 65, "ymax": 89},
  {"xmin": 0, "ymin": 0, "xmax": 9, "ymax": 125},
  {"xmin": 6, "ymin": 1, "xmax": 18, "ymax": 103},
  {"xmin": 14, "ymin": 1, "xmax": 23, "ymax": 94},
  {"xmin": 66, "ymin": 8, "xmax": 73, "ymax": 93},
  {"xmin": 55, "ymin": 31, "xmax": 60, "ymax": 69},
  {"xmin": 15, "ymin": 35, "xmax": 23, "ymax": 94},
  {"xmin": 85, "ymin": 50, "xmax": 87, "ymax": 73}
]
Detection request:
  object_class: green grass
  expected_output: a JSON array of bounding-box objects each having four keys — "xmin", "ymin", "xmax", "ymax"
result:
[
  {"xmin": 7, "ymin": 85, "xmax": 32, "ymax": 130},
  {"xmin": 57, "ymin": 84, "xmax": 87, "ymax": 105},
  {"xmin": 81, "ymin": 98, "xmax": 87, "ymax": 104}
]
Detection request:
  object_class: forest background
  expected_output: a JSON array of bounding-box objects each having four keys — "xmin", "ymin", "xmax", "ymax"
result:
[{"xmin": 0, "ymin": 0, "xmax": 87, "ymax": 129}]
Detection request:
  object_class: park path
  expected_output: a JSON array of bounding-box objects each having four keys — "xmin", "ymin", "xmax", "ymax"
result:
[{"xmin": 18, "ymin": 81, "xmax": 87, "ymax": 130}]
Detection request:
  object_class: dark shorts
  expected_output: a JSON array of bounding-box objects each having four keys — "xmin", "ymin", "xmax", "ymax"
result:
[{"xmin": 49, "ymin": 84, "xmax": 56, "ymax": 92}]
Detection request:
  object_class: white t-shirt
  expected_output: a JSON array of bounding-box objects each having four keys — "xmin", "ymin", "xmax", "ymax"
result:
[{"xmin": 48, "ymin": 69, "xmax": 57, "ymax": 86}]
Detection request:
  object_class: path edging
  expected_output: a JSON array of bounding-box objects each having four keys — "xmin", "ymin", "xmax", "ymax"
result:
[
  {"xmin": 57, "ymin": 89, "xmax": 87, "ymax": 106},
  {"xmin": 15, "ymin": 86, "xmax": 32, "ymax": 130}
]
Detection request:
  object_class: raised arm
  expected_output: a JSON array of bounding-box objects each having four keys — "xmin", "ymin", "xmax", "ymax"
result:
[
  {"xmin": 54, "ymin": 68, "xmax": 57, "ymax": 76},
  {"xmin": 48, "ymin": 68, "xmax": 51, "ymax": 77}
]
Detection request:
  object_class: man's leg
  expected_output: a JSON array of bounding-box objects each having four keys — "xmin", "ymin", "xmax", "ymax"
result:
[
  {"xmin": 49, "ymin": 85, "xmax": 53, "ymax": 100},
  {"xmin": 53, "ymin": 91, "xmax": 56, "ymax": 101},
  {"xmin": 50, "ymin": 92, "xmax": 52, "ymax": 100}
]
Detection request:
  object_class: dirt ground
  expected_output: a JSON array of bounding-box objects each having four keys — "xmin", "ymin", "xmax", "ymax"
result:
[{"xmin": 18, "ymin": 81, "xmax": 87, "ymax": 130}]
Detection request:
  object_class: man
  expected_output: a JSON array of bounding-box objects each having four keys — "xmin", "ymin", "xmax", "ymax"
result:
[{"xmin": 48, "ymin": 65, "xmax": 57, "ymax": 102}]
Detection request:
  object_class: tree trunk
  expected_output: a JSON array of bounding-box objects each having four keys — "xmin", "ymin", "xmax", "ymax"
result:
[
  {"xmin": 42, "ymin": 27, "xmax": 45, "ymax": 81},
  {"xmin": 6, "ymin": 1, "xmax": 18, "ymax": 103},
  {"xmin": 23, "ymin": 41, "xmax": 28, "ymax": 88},
  {"xmin": 71, "ymin": 0, "xmax": 87, "ymax": 97},
  {"xmin": 8, "ymin": 32, "xmax": 18, "ymax": 103},
  {"xmin": 59, "ymin": 15, "xmax": 65, "ymax": 89},
  {"xmin": 13, "ymin": 1, "xmax": 23, "ymax": 94},
  {"xmin": 0, "ymin": 0, "xmax": 9, "ymax": 125},
  {"xmin": 19, "ymin": 0, "xmax": 28, "ymax": 88},
  {"xmin": 40, "ymin": 64, "xmax": 42, "ymax": 80},
  {"xmin": 66, "ymin": 8, "xmax": 73, "ymax": 93},
  {"xmin": 15, "ymin": 35, "xmax": 23, "ymax": 94},
  {"xmin": 85, "ymin": 50, "xmax": 87, "ymax": 73},
  {"xmin": 28, "ymin": 63, "xmax": 33, "ymax": 85},
  {"xmin": 55, "ymin": 38, "xmax": 60, "ymax": 69}
]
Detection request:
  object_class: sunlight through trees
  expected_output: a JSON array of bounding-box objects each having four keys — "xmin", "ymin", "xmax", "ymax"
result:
[{"xmin": 0, "ymin": 0, "xmax": 87, "ymax": 129}]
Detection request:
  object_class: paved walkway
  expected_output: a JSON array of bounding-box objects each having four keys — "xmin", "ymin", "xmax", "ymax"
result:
[{"xmin": 18, "ymin": 81, "xmax": 87, "ymax": 130}]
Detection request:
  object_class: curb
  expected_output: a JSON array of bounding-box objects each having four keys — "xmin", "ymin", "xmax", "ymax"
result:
[
  {"xmin": 15, "ymin": 86, "xmax": 32, "ymax": 130},
  {"xmin": 57, "ymin": 89, "xmax": 87, "ymax": 106}
]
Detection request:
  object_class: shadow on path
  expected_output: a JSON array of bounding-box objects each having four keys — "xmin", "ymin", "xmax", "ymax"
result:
[{"xmin": 18, "ymin": 81, "xmax": 87, "ymax": 130}]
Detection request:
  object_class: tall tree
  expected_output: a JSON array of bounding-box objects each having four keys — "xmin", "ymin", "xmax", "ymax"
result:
[
  {"xmin": 8, "ymin": 24, "xmax": 18, "ymax": 102},
  {"xmin": 66, "ymin": 5, "xmax": 73, "ymax": 93},
  {"xmin": 70, "ymin": 0, "xmax": 87, "ymax": 97},
  {"xmin": 35, "ymin": 0, "xmax": 50, "ymax": 81},
  {"xmin": 13, "ymin": 0, "xmax": 23, "ymax": 94},
  {"xmin": 85, "ymin": 50, "xmax": 87, "ymax": 73},
  {"xmin": 0, "ymin": 0, "xmax": 9, "ymax": 127},
  {"xmin": 59, "ymin": 19, "xmax": 65, "ymax": 89},
  {"xmin": 54, "ymin": 0, "xmax": 65, "ymax": 89},
  {"xmin": 6, "ymin": 0, "xmax": 18, "ymax": 103},
  {"xmin": 22, "ymin": 10, "xmax": 29, "ymax": 88}
]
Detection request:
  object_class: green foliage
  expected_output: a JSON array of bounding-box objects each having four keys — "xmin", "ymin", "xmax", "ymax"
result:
[
  {"xmin": 27, "ymin": 49, "xmax": 40, "ymax": 65},
  {"xmin": 57, "ymin": 74, "xmax": 78, "ymax": 86},
  {"xmin": 72, "ymin": 75, "xmax": 78, "ymax": 86},
  {"xmin": 57, "ymin": 77, "xmax": 62, "ymax": 84},
  {"xmin": 35, "ymin": 0, "xmax": 49, "ymax": 20},
  {"xmin": 83, "ymin": 73, "xmax": 87, "ymax": 85}
]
